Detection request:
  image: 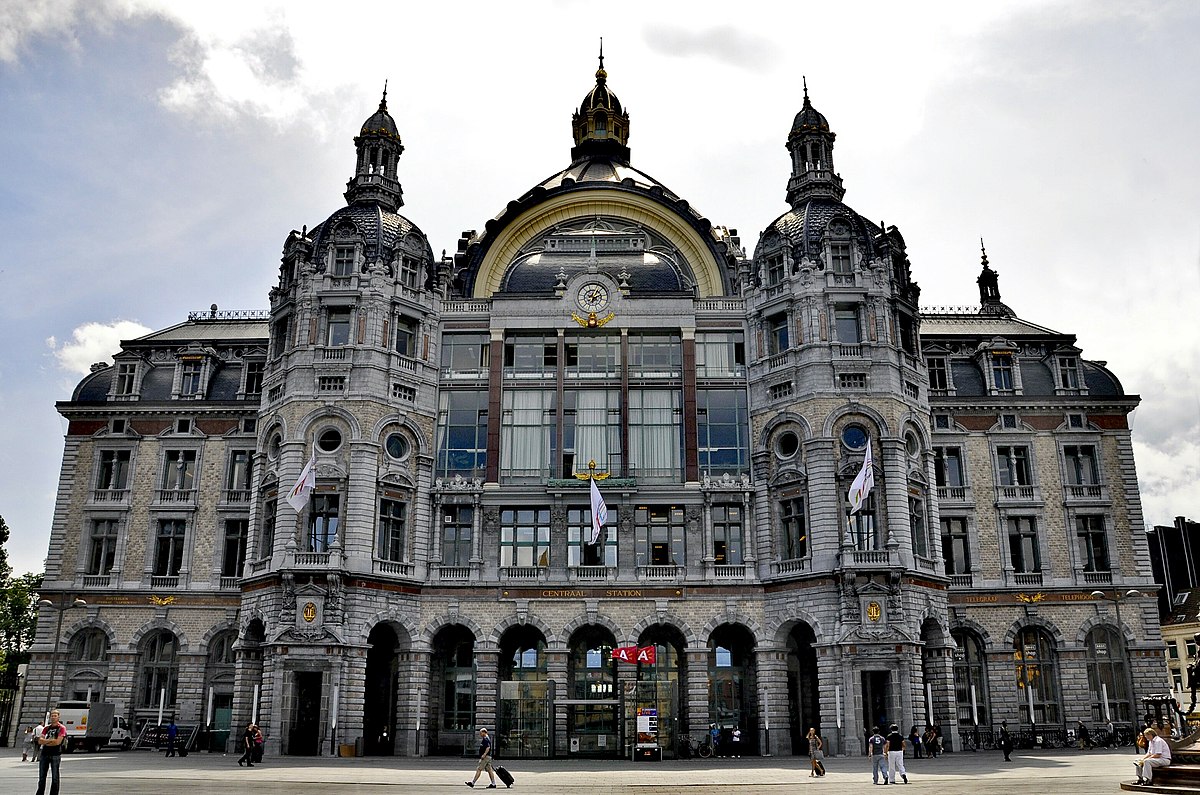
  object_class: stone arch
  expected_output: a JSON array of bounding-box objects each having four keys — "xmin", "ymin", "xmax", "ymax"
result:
[
  {"xmin": 363, "ymin": 610, "xmax": 419, "ymax": 648},
  {"xmin": 129, "ymin": 618, "xmax": 188, "ymax": 652},
  {"xmin": 562, "ymin": 613, "xmax": 624, "ymax": 646},
  {"xmin": 294, "ymin": 404, "xmax": 364, "ymax": 443},
  {"xmin": 759, "ymin": 411, "xmax": 813, "ymax": 450},
  {"xmin": 898, "ymin": 413, "xmax": 934, "ymax": 451},
  {"xmin": 64, "ymin": 617, "xmax": 117, "ymax": 649},
  {"xmin": 950, "ymin": 617, "xmax": 993, "ymax": 649},
  {"xmin": 918, "ymin": 614, "xmax": 951, "ymax": 648},
  {"xmin": 769, "ymin": 606, "xmax": 825, "ymax": 645},
  {"xmin": 239, "ymin": 611, "xmax": 269, "ymax": 641},
  {"xmin": 1003, "ymin": 615, "xmax": 1066, "ymax": 647},
  {"xmin": 1076, "ymin": 614, "xmax": 1136, "ymax": 647},
  {"xmin": 629, "ymin": 614, "xmax": 698, "ymax": 648},
  {"xmin": 822, "ymin": 402, "xmax": 892, "ymax": 439},
  {"xmin": 199, "ymin": 621, "xmax": 239, "ymax": 650},
  {"xmin": 489, "ymin": 612, "xmax": 558, "ymax": 647},
  {"xmin": 259, "ymin": 416, "xmax": 288, "ymax": 451},
  {"xmin": 700, "ymin": 615, "xmax": 764, "ymax": 644},
  {"xmin": 422, "ymin": 614, "xmax": 487, "ymax": 648},
  {"xmin": 370, "ymin": 413, "xmax": 431, "ymax": 456}
]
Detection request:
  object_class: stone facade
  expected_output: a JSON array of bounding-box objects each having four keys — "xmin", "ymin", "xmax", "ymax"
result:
[{"xmin": 25, "ymin": 63, "xmax": 1165, "ymax": 759}]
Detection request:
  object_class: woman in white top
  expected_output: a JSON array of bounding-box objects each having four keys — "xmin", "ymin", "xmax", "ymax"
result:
[{"xmin": 1134, "ymin": 728, "xmax": 1172, "ymax": 785}]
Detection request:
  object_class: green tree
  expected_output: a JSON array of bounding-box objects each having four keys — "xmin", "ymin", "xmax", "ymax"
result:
[
  {"xmin": 0, "ymin": 515, "xmax": 40, "ymax": 686},
  {"xmin": 0, "ymin": 514, "xmax": 10, "ymax": 580}
]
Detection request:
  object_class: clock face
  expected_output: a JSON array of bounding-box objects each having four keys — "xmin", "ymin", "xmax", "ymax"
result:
[{"xmin": 577, "ymin": 282, "xmax": 610, "ymax": 312}]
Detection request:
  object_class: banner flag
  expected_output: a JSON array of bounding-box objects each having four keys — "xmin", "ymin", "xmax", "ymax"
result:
[
  {"xmin": 589, "ymin": 477, "xmax": 608, "ymax": 545},
  {"xmin": 847, "ymin": 441, "xmax": 874, "ymax": 514},
  {"xmin": 286, "ymin": 454, "xmax": 317, "ymax": 513}
]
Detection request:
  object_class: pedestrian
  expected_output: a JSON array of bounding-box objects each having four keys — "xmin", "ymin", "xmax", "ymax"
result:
[
  {"xmin": 908, "ymin": 725, "xmax": 923, "ymax": 759},
  {"xmin": 1076, "ymin": 718, "xmax": 1090, "ymax": 750},
  {"xmin": 35, "ymin": 709, "xmax": 67, "ymax": 795},
  {"xmin": 731, "ymin": 725, "xmax": 742, "ymax": 757},
  {"xmin": 236, "ymin": 721, "xmax": 256, "ymax": 767},
  {"xmin": 806, "ymin": 727, "xmax": 824, "ymax": 777},
  {"xmin": 931, "ymin": 725, "xmax": 943, "ymax": 757},
  {"xmin": 999, "ymin": 720, "xmax": 1013, "ymax": 762},
  {"xmin": 466, "ymin": 727, "xmax": 497, "ymax": 788},
  {"xmin": 884, "ymin": 723, "xmax": 908, "ymax": 784},
  {"xmin": 1134, "ymin": 727, "xmax": 1171, "ymax": 786},
  {"xmin": 252, "ymin": 724, "xmax": 265, "ymax": 764},
  {"xmin": 710, "ymin": 723, "xmax": 721, "ymax": 758},
  {"xmin": 22, "ymin": 725, "xmax": 35, "ymax": 762},
  {"xmin": 868, "ymin": 725, "xmax": 889, "ymax": 785},
  {"xmin": 166, "ymin": 719, "xmax": 178, "ymax": 757}
]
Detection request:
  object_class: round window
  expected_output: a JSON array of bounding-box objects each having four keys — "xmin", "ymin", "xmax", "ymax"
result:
[
  {"xmin": 317, "ymin": 428, "xmax": 343, "ymax": 452},
  {"xmin": 385, "ymin": 432, "xmax": 409, "ymax": 460},
  {"xmin": 267, "ymin": 433, "xmax": 282, "ymax": 461},
  {"xmin": 841, "ymin": 424, "xmax": 869, "ymax": 450},
  {"xmin": 905, "ymin": 432, "xmax": 920, "ymax": 457},
  {"xmin": 776, "ymin": 430, "xmax": 800, "ymax": 459}
]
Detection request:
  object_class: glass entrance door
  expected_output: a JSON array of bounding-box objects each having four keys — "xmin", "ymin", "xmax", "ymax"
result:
[{"xmin": 497, "ymin": 680, "xmax": 554, "ymax": 758}]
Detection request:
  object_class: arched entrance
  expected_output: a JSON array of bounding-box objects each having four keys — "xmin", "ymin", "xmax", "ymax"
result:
[
  {"xmin": 635, "ymin": 624, "xmax": 687, "ymax": 756},
  {"xmin": 429, "ymin": 624, "xmax": 475, "ymax": 755},
  {"xmin": 708, "ymin": 623, "xmax": 757, "ymax": 755},
  {"xmin": 498, "ymin": 625, "xmax": 552, "ymax": 758},
  {"xmin": 786, "ymin": 622, "xmax": 819, "ymax": 755},
  {"xmin": 566, "ymin": 625, "xmax": 618, "ymax": 757},
  {"xmin": 364, "ymin": 623, "xmax": 399, "ymax": 755}
]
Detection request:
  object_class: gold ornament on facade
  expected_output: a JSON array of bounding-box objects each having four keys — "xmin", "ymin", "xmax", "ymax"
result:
[
  {"xmin": 149, "ymin": 595, "xmax": 175, "ymax": 606},
  {"xmin": 570, "ymin": 311, "xmax": 615, "ymax": 328},
  {"xmin": 574, "ymin": 460, "xmax": 611, "ymax": 481},
  {"xmin": 1016, "ymin": 592, "xmax": 1046, "ymax": 603}
]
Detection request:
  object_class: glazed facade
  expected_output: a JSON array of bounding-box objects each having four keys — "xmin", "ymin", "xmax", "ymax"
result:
[{"xmin": 25, "ymin": 64, "xmax": 1166, "ymax": 758}]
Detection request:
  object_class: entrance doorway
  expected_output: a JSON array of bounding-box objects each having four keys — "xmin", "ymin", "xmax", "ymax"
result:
[
  {"xmin": 862, "ymin": 671, "xmax": 891, "ymax": 733},
  {"xmin": 211, "ymin": 693, "xmax": 233, "ymax": 752},
  {"xmin": 289, "ymin": 672, "xmax": 323, "ymax": 755},
  {"xmin": 364, "ymin": 624, "xmax": 399, "ymax": 755},
  {"xmin": 786, "ymin": 623, "xmax": 819, "ymax": 755}
]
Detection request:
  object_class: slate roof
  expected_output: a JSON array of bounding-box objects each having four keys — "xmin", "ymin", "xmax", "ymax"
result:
[
  {"xmin": 757, "ymin": 197, "xmax": 883, "ymax": 260},
  {"xmin": 309, "ymin": 203, "xmax": 427, "ymax": 261}
]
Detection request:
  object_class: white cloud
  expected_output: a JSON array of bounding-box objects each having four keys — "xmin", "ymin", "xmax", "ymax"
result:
[{"xmin": 46, "ymin": 320, "xmax": 151, "ymax": 375}]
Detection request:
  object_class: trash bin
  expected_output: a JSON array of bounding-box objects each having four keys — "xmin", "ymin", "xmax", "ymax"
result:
[
  {"xmin": 354, "ymin": 737, "xmax": 364, "ymax": 757},
  {"xmin": 339, "ymin": 744, "xmax": 355, "ymax": 758}
]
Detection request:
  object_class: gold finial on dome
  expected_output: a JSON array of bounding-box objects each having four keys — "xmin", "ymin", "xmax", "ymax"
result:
[{"xmin": 596, "ymin": 37, "xmax": 607, "ymax": 83}]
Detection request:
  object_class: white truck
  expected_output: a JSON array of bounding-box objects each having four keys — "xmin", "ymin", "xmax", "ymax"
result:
[{"xmin": 54, "ymin": 700, "xmax": 116, "ymax": 752}]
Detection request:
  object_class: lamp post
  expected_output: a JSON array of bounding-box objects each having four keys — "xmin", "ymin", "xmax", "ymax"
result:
[
  {"xmin": 38, "ymin": 596, "xmax": 87, "ymax": 717},
  {"xmin": 1091, "ymin": 589, "xmax": 1142, "ymax": 727}
]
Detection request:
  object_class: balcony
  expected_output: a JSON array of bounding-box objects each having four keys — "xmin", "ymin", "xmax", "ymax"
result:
[
  {"xmin": 82, "ymin": 575, "xmax": 111, "ymax": 588},
  {"xmin": 636, "ymin": 565, "xmax": 683, "ymax": 581},
  {"xmin": 248, "ymin": 558, "xmax": 270, "ymax": 574},
  {"xmin": 221, "ymin": 489, "xmax": 251, "ymax": 504},
  {"xmin": 996, "ymin": 485, "xmax": 1039, "ymax": 503},
  {"xmin": 849, "ymin": 549, "xmax": 891, "ymax": 566},
  {"xmin": 291, "ymin": 551, "xmax": 331, "ymax": 568},
  {"xmin": 773, "ymin": 558, "xmax": 810, "ymax": 576},
  {"xmin": 1064, "ymin": 484, "xmax": 1108, "ymax": 503},
  {"xmin": 570, "ymin": 566, "xmax": 616, "ymax": 582},
  {"xmin": 1082, "ymin": 570, "xmax": 1113, "ymax": 585},
  {"xmin": 155, "ymin": 488, "xmax": 196, "ymax": 505},
  {"xmin": 435, "ymin": 565, "xmax": 472, "ymax": 582},
  {"xmin": 914, "ymin": 555, "xmax": 940, "ymax": 574},
  {"xmin": 150, "ymin": 575, "xmax": 179, "ymax": 589},
  {"xmin": 950, "ymin": 574, "xmax": 973, "ymax": 588},
  {"xmin": 937, "ymin": 486, "xmax": 972, "ymax": 504},
  {"xmin": 711, "ymin": 564, "xmax": 747, "ymax": 580},
  {"xmin": 373, "ymin": 559, "xmax": 416, "ymax": 577},
  {"xmin": 320, "ymin": 347, "xmax": 348, "ymax": 360},
  {"xmin": 1012, "ymin": 572, "xmax": 1043, "ymax": 587},
  {"xmin": 501, "ymin": 566, "xmax": 547, "ymax": 582},
  {"xmin": 767, "ymin": 351, "xmax": 793, "ymax": 371},
  {"xmin": 218, "ymin": 576, "xmax": 240, "ymax": 590},
  {"xmin": 440, "ymin": 300, "xmax": 491, "ymax": 314},
  {"xmin": 695, "ymin": 298, "xmax": 745, "ymax": 312},
  {"xmin": 90, "ymin": 488, "xmax": 129, "ymax": 504},
  {"xmin": 836, "ymin": 344, "xmax": 863, "ymax": 358}
]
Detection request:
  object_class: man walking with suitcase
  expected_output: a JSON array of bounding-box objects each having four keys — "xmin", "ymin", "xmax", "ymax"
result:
[{"xmin": 466, "ymin": 728, "xmax": 497, "ymax": 789}]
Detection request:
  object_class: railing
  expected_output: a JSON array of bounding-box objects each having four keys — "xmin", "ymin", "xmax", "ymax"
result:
[
  {"xmin": 187, "ymin": 308, "xmax": 270, "ymax": 321},
  {"xmin": 222, "ymin": 489, "xmax": 251, "ymax": 504},
  {"xmin": 441, "ymin": 300, "xmax": 491, "ymax": 313},
  {"xmin": 91, "ymin": 488, "xmax": 129, "ymax": 503},
  {"xmin": 321, "ymin": 347, "xmax": 348, "ymax": 360},
  {"xmin": 851, "ymin": 550, "xmax": 890, "ymax": 566},
  {"xmin": 218, "ymin": 576, "xmax": 239, "ymax": 590},
  {"xmin": 997, "ymin": 486, "xmax": 1036, "ymax": 501},
  {"xmin": 836, "ymin": 344, "xmax": 863, "ymax": 358},
  {"xmin": 328, "ymin": 276, "xmax": 353, "ymax": 289},
  {"xmin": 695, "ymin": 298, "xmax": 745, "ymax": 312},
  {"xmin": 395, "ymin": 356, "xmax": 417, "ymax": 372},
  {"xmin": 937, "ymin": 486, "xmax": 969, "ymax": 502},
  {"xmin": 636, "ymin": 565, "xmax": 682, "ymax": 580},
  {"xmin": 292, "ymin": 551, "xmax": 331, "ymax": 567},
  {"xmin": 1082, "ymin": 571, "xmax": 1113, "ymax": 584},
  {"xmin": 150, "ymin": 575, "xmax": 179, "ymax": 589},
  {"xmin": 156, "ymin": 488, "xmax": 195, "ymax": 503},
  {"xmin": 374, "ymin": 559, "xmax": 416, "ymax": 577},
  {"xmin": 570, "ymin": 566, "xmax": 615, "ymax": 581},
  {"xmin": 436, "ymin": 566, "xmax": 471, "ymax": 581},
  {"xmin": 775, "ymin": 558, "xmax": 809, "ymax": 575},
  {"xmin": 1012, "ymin": 572, "xmax": 1044, "ymax": 586},
  {"xmin": 914, "ymin": 555, "xmax": 939, "ymax": 573},
  {"xmin": 248, "ymin": 559, "xmax": 270, "ymax": 573},
  {"xmin": 830, "ymin": 273, "xmax": 857, "ymax": 286},
  {"xmin": 712, "ymin": 564, "xmax": 746, "ymax": 579},
  {"xmin": 767, "ymin": 351, "xmax": 791, "ymax": 370},
  {"xmin": 82, "ymin": 575, "xmax": 111, "ymax": 588},
  {"xmin": 950, "ymin": 574, "xmax": 973, "ymax": 588},
  {"xmin": 1065, "ymin": 484, "xmax": 1106, "ymax": 501},
  {"xmin": 764, "ymin": 283, "xmax": 787, "ymax": 298},
  {"xmin": 500, "ymin": 566, "xmax": 545, "ymax": 581}
]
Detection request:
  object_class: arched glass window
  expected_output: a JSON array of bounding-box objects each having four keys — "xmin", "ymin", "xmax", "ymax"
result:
[
  {"xmin": 70, "ymin": 629, "xmax": 108, "ymax": 661},
  {"xmin": 1013, "ymin": 627, "xmax": 1060, "ymax": 724},
  {"xmin": 139, "ymin": 630, "xmax": 179, "ymax": 708},
  {"xmin": 1086, "ymin": 626, "xmax": 1131, "ymax": 722},
  {"xmin": 433, "ymin": 626, "xmax": 475, "ymax": 733},
  {"xmin": 952, "ymin": 629, "xmax": 989, "ymax": 727},
  {"xmin": 208, "ymin": 630, "xmax": 236, "ymax": 666},
  {"xmin": 708, "ymin": 625, "xmax": 756, "ymax": 740},
  {"xmin": 594, "ymin": 112, "xmax": 608, "ymax": 137},
  {"xmin": 566, "ymin": 627, "xmax": 618, "ymax": 756}
]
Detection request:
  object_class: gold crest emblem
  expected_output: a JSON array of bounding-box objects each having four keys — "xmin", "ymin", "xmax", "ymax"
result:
[{"xmin": 302, "ymin": 601, "xmax": 318, "ymax": 622}]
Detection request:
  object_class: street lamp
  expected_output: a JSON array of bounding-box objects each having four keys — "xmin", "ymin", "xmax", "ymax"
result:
[
  {"xmin": 38, "ymin": 596, "xmax": 87, "ymax": 717},
  {"xmin": 1091, "ymin": 589, "xmax": 1142, "ymax": 727}
]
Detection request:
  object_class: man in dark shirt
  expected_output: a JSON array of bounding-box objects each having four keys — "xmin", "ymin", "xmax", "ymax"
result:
[
  {"xmin": 884, "ymin": 723, "xmax": 909, "ymax": 784},
  {"xmin": 36, "ymin": 709, "xmax": 67, "ymax": 795},
  {"xmin": 466, "ymin": 727, "xmax": 497, "ymax": 788}
]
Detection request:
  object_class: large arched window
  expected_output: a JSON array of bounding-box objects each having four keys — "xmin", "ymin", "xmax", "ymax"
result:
[
  {"xmin": 1085, "ymin": 626, "xmax": 1131, "ymax": 722},
  {"xmin": 567, "ymin": 626, "xmax": 618, "ymax": 756},
  {"xmin": 951, "ymin": 629, "xmax": 990, "ymax": 727},
  {"xmin": 138, "ymin": 630, "xmax": 179, "ymax": 708},
  {"xmin": 708, "ymin": 624, "xmax": 757, "ymax": 747},
  {"xmin": 1013, "ymin": 627, "xmax": 1060, "ymax": 724},
  {"xmin": 432, "ymin": 625, "xmax": 475, "ymax": 734},
  {"xmin": 70, "ymin": 629, "xmax": 108, "ymax": 661}
]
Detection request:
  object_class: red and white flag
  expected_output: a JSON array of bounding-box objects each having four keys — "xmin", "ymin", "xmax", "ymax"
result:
[
  {"xmin": 286, "ymin": 454, "xmax": 317, "ymax": 512},
  {"xmin": 847, "ymin": 441, "xmax": 874, "ymax": 514},
  {"xmin": 612, "ymin": 646, "xmax": 637, "ymax": 663}
]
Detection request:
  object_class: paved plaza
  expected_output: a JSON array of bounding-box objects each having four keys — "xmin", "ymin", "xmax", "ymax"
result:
[{"xmin": 1, "ymin": 747, "xmax": 1144, "ymax": 794}]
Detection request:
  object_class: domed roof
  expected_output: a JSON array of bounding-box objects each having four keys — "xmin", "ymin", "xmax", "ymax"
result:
[
  {"xmin": 579, "ymin": 67, "xmax": 623, "ymax": 116},
  {"xmin": 791, "ymin": 86, "xmax": 830, "ymax": 134},
  {"xmin": 309, "ymin": 202, "xmax": 431, "ymax": 263},
  {"xmin": 360, "ymin": 86, "xmax": 400, "ymax": 139},
  {"xmin": 756, "ymin": 196, "xmax": 882, "ymax": 261}
]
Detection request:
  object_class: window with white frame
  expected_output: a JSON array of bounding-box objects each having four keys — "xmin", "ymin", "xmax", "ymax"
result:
[
  {"xmin": 765, "ymin": 253, "xmax": 785, "ymax": 285},
  {"xmin": 697, "ymin": 389, "xmax": 749, "ymax": 476},
  {"xmin": 830, "ymin": 241, "xmax": 852, "ymax": 274},
  {"xmin": 634, "ymin": 505, "xmax": 686, "ymax": 566},
  {"xmin": 115, "ymin": 362, "xmax": 138, "ymax": 395},
  {"xmin": 441, "ymin": 504, "xmax": 473, "ymax": 567},
  {"xmin": 628, "ymin": 389, "xmax": 682, "ymax": 479},
  {"xmin": 834, "ymin": 304, "xmax": 860, "ymax": 343},
  {"xmin": 767, "ymin": 313, "xmax": 789, "ymax": 355},
  {"xmin": 711, "ymin": 504, "xmax": 744, "ymax": 565},
  {"xmin": 934, "ymin": 447, "xmax": 965, "ymax": 488},
  {"xmin": 327, "ymin": 307, "xmax": 352, "ymax": 346},
  {"xmin": 927, "ymin": 357, "xmax": 949, "ymax": 391},
  {"xmin": 941, "ymin": 517, "xmax": 970, "ymax": 575},
  {"xmin": 243, "ymin": 361, "xmax": 265, "ymax": 396},
  {"xmin": 991, "ymin": 353, "xmax": 1015, "ymax": 391},
  {"xmin": 399, "ymin": 256, "xmax": 420, "ymax": 289},
  {"xmin": 1064, "ymin": 444, "xmax": 1099, "ymax": 485},
  {"xmin": 996, "ymin": 445, "xmax": 1032, "ymax": 487},
  {"xmin": 1058, "ymin": 356, "xmax": 1081, "ymax": 389},
  {"xmin": 160, "ymin": 450, "xmax": 197, "ymax": 493},
  {"xmin": 96, "ymin": 450, "xmax": 131, "ymax": 492},
  {"xmin": 153, "ymin": 519, "xmax": 187, "ymax": 576},
  {"xmin": 1007, "ymin": 516, "xmax": 1040, "ymax": 573},
  {"xmin": 500, "ymin": 507, "xmax": 550, "ymax": 567},
  {"xmin": 562, "ymin": 389, "xmax": 620, "ymax": 478},
  {"xmin": 221, "ymin": 519, "xmax": 247, "ymax": 578},
  {"xmin": 395, "ymin": 316, "xmax": 417, "ymax": 356},
  {"xmin": 87, "ymin": 519, "xmax": 120, "ymax": 576},
  {"xmin": 695, "ymin": 332, "xmax": 745, "ymax": 378},
  {"xmin": 332, "ymin": 245, "xmax": 355, "ymax": 277},
  {"xmin": 568, "ymin": 506, "xmax": 618, "ymax": 567},
  {"xmin": 179, "ymin": 359, "xmax": 203, "ymax": 396},
  {"xmin": 1075, "ymin": 515, "xmax": 1110, "ymax": 572},
  {"xmin": 308, "ymin": 493, "xmax": 340, "ymax": 552},
  {"xmin": 500, "ymin": 389, "xmax": 555, "ymax": 478},
  {"xmin": 377, "ymin": 497, "xmax": 408, "ymax": 561}
]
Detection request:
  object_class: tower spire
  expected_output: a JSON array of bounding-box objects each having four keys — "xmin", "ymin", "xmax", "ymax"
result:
[
  {"xmin": 380, "ymin": 79, "xmax": 388, "ymax": 110},
  {"xmin": 785, "ymin": 78, "xmax": 843, "ymax": 205},
  {"xmin": 803, "ymin": 75, "xmax": 808, "ymax": 103},
  {"xmin": 980, "ymin": 237, "xmax": 988, "ymax": 269}
]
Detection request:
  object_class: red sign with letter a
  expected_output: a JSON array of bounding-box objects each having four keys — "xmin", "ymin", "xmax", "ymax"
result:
[
  {"xmin": 612, "ymin": 646, "xmax": 637, "ymax": 663},
  {"xmin": 635, "ymin": 645, "xmax": 656, "ymax": 664}
]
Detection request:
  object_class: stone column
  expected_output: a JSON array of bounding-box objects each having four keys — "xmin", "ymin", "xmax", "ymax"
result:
[
  {"xmin": 545, "ymin": 647, "xmax": 569, "ymax": 757},
  {"xmin": 397, "ymin": 648, "xmax": 430, "ymax": 756},
  {"xmin": 756, "ymin": 644, "xmax": 789, "ymax": 755},
  {"xmin": 685, "ymin": 647, "xmax": 710, "ymax": 744},
  {"xmin": 474, "ymin": 649, "xmax": 499, "ymax": 736}
]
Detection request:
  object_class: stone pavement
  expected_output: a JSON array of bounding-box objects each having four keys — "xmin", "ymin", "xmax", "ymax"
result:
[{"xmin": 1, "ymin": 746, "xmax": 1144, "ymax": 794}]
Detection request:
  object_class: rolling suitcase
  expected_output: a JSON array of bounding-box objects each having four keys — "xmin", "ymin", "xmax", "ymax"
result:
[
  {"xmin": 178, "ymin": 746, "xmax": 188, "ymax": 757},
  {"xmin": 814, "ymin": 759, "xmax": 825, "ymax": 777},
  {"xmin": 495, "ymin": 765, "xmax": 514, "ymax": 788}
]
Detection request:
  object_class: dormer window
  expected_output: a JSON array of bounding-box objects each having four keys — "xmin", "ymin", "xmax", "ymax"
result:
[
  {"xmin": 991, "ymin": 353, "xmax": 1014, "ymax": 391},
  {"xmin": 399, "ymin": 256, "xmax": 420, "ymax": 289},
  {"xmin": 180, "ymin": 360, "xmax": 203, "ymax": 396},
  {"xmin": 765, "ymin": 253, "xmax": 785, "ymax": 285},
  {"xmin": 115, "ymin": 362, "xmax": 138, "ymax": 396},
  {"xmin": 927, "ymin": 357, "xmax": 949, "ymax": 392},
  {"xmin": 332, "ymin": 246, "xmax": 355, "ymax": 277},
  {"xmin": 1058, "ymin": 356, "xmax": 1080, "ymax": 390},
  {"xmin": 831, "ymin": 241, "xmax": 851, "ymax": 274}
]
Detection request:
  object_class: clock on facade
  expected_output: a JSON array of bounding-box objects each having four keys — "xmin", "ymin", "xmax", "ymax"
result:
[{"xmin": 576, "ymin": 282, "xmax": 610, "ymax": 313}]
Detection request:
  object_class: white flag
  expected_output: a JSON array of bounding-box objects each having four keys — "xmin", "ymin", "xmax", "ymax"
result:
[
  {"xmin": 286, "ymin": 454, "xmax": 317, "ymax": 512},
  {"xmin": 847, "ymin": 442, "xmax": 874, "ymax": 514},
  {"xmin": 589, "ymin": 477, "xmax": 608, "ymax": 545}
]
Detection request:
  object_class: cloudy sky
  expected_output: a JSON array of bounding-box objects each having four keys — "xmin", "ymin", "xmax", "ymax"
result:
[{"xmin": 1, "ymin": 1, "xmax": 1197, "ymax": 576}]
